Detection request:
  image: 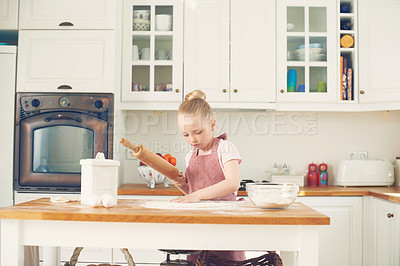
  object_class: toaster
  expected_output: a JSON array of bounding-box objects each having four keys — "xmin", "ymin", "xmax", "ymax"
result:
[{"xmin": 335, "ymin": 159, "xmax": 394, "ymax": 186}]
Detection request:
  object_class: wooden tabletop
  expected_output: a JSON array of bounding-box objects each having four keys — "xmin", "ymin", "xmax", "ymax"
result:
[
  {"xmin": 0, "ymin": 198, "xmax": 329, "ymax": 225},
  {"xmin": 118, "ymin": 184, "xmax": 400, "ymax": 203}
]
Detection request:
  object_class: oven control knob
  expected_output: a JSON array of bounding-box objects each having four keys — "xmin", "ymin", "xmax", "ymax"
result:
[
  {"xmin": 94, "ymin": 100, "xmax": 104, "ymax": 109},
  {"xmin": 31, "ymin": 99, "xmax": 40, "ymax": 108}
]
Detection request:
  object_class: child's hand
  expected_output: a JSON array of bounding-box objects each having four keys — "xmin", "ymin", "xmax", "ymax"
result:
[
  {"xmin": 171, "ymin": 172, "xmax": 187, "ymax": 188},
  {"xmin": 170, "ymin": 193, "xmax": 200, "ymax": 203}
]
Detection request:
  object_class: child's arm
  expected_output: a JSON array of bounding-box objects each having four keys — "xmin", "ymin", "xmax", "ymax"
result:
[
  {"xmin": 170, "ymin": 159, "xmax": 240, "ymax": 203},
  {"xmin": 171, "ymin": 172, "xmax": 190, "ymax": 194}
]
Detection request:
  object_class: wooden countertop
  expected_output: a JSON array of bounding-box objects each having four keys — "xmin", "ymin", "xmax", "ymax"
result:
[
  {"xmin": 118, "ymin": 184, "xmax": 400, "ymax": 203},
  {"xmin": 0, "ymin": 198, "xmax": 329, "ymax": 225}
]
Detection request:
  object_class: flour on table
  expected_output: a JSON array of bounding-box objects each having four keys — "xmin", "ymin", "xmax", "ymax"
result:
[{"xmin": 140, "ymin": 200, "xmax": 246, "ymax": 210}]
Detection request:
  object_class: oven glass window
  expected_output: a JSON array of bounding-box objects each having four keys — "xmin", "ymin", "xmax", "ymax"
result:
[{"xmin": 33, "ymin": 126, "xmax": 94, "ymax": 173}]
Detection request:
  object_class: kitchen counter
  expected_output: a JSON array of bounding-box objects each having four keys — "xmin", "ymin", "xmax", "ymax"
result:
[
  {"xmin": 0, "ymin": 198, "xmax": 329, "ymax": 265},
  {"xmin": 118, "ymin": 184, "xmax": 400, "ymax": 203}
]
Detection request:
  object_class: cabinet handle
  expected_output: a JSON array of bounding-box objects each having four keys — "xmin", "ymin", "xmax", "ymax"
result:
[
  {"xmin": 233, "ymin": 89, "xmax": 238, "ymax": 93},
  {"xmin": 280, "ymin": 89, "xmax": 284, "ymax": 93},
  {"xmin": 387, "ymin": 213, "xmax": 394, "ymax": 218},
  {"xmin": 57, "ymin": 85, "xmax": 72, "ymax": 90},
  {"xmin": 222, "ymin": 89, "xmax": 227, "ymax": 93},
  {"xmin": 175, "ymin": 89, "xmax": 180, "ymax": 93},
  {"xmin": 360, "ymin": 90, "xmax": 365, "ymax": 95},
  {"xmin": 59, "ymin": 22, "xmax": 74, "ymax": 27}
]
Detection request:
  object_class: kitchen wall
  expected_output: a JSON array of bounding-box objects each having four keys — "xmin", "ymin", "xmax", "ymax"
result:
[{"xmin": 116, "ymin": 110, "xmax": 400, "ymax": 185}]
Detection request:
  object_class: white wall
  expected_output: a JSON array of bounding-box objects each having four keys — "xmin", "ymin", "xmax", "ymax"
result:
[{"xmin": 116, "ymin": 110, "xmax": 400, "ymax": 185}]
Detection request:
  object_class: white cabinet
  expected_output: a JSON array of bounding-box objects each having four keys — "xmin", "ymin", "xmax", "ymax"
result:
[
  {"xmin": 19, "ymin": 0, "xmax": 116, "ymax": 29},
  {"xmin": 358, "ymin": 0, "xmax": 400, "ymax": 104},
  {"xmin": 121, "ymin": 0, "xmax": 183, "ymax": 107},
  {"xmin": 184, "ymin": 0, "xmax": 275, "ymax": 105},
  {"xmin": 16, "ymin": 30, "xmax": 115, "ymax": 93},
  {"xmin": 296, "ymin": 197, "xmax": 363, "ymax": 266},
  {"xmin": 276, "ymin": 0, "xmax": 337, "ymax": 104},
  {"xmin": 0, "ymin": 0, "xmax": 18, "ymax": 29}
]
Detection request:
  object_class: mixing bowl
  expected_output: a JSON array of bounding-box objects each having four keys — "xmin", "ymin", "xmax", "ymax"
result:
[
  {"xmin": 137, "ymin": 166, "xmax": 169, "ymax": 189},
  {"xmin": 246, "ymin": 183, "xmax": 299, "ymax": 209}
]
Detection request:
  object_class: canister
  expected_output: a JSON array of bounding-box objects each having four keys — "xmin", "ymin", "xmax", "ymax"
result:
[{"xmin": 80, "ymin": 152, "xmax": 120, "ymax": 205}]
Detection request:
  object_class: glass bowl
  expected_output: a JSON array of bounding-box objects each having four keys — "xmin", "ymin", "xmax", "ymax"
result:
[
  {"xmin": 137, "ymin": 166, "xmax": 169, "ymax": 189},
  {"xmin": 246, "ymin": 183, "xmax": 299, "ymax": 209}
]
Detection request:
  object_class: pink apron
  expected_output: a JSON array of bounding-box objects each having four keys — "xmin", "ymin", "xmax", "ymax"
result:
[{"xmin": 186, "ymin": 133, "xmax": 246, "ymax": 262}]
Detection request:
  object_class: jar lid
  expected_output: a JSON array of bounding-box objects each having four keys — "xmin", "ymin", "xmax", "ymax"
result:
[{"xmin": 80, "ymin": 152, "xmax": 120, "ymax": 166}]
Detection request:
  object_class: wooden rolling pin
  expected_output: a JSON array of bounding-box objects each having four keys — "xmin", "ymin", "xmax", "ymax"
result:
[{"xmin": 120, "ymin": 138, "xmax": 180, "ymax": 181}]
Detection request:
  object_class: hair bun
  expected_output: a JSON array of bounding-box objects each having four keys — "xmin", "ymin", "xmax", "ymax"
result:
[{"xmin": 184, "ymin": 90, "xmax": 206, "ymax": 102}]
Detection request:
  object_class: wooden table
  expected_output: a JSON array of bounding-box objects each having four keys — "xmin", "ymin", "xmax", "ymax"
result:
[{"xmin": 0, "ymin": 198, "xmax": 329, "ymax": 265}]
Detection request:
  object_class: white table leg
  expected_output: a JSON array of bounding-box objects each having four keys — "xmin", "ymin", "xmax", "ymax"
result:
[
  {"xmin": 43, "ymin": 246, "xmax": 60, "ymax": 266},
  {"xmin": 1, "ymin": 219, "xmax": 24, "ymax": 266},
  {"xmin": 297, "ymin": 226, "xmax": 319, "ymax": 266}
]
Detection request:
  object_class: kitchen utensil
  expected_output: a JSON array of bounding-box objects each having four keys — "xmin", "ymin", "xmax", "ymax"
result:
[
  {"xmin": 137, "ymin": 166, "xmax": 169, "ymax": 189},
  {"xmin": 120, "ymin": 138, "xmax": 180, "ymax": 181},
  {"xmin": 140, "ymin": 47, "xmax": 150, "ymax": 60},
  {"xmin": 246, "ymin": 183, "xmax": 299, "ymax": 209},
  {"xmin": 155, "ymin": 14, "xmax": 172, "ymax": 31},
  {"xmin": 80, "ymin": 152, "xmax": 120, "ymax": 206},
  {"xmin": 335, "ymin": 159, "xmax": 394, "ymax": 186}
]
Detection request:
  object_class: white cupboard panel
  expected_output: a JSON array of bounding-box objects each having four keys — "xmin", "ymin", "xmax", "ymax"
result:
[
  {"xmin": 184, "ymin": 0, "xmax": 229, "ymax": 102},
  {"xmin": 0, "ymin": 0, "xmax": 18, "ymax": 29},
  {"xmin": 19, "ymin": 0, "xmax": 116, "ymax": 29},
  {"xmin": 17, "ymin": 30, "xmax": 115, "ymax": 93},
  {"xmin": 231, "ymin": 0, "xmax": 276, "ymax": 103}
]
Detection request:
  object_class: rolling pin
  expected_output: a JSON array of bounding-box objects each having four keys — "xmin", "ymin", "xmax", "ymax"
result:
[{"xmin": 120, "ymin": 138, "xmax": 180, "ymax": 181}]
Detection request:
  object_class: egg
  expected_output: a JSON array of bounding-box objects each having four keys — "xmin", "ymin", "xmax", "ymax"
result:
[
  {"xmin": 101, "ymin": 194, "xmax": 116, "ymax": 208},
  {"xmin": 86, "ymin": 195, "xmax": 101, "ymax": 207}
]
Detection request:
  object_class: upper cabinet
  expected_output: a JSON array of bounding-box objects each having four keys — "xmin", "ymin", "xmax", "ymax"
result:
[
  {"xmin": 184, "ymin": 0, "xmax": 276, "ymax": 106},
  {"xmin": 276, "ymin": 0, "xmax": 337, "ymax": 103},
  {"xmin": 0, "ymin": 0, "xmax": 18, "ymax": 29},
  {"xmin": 358, "ymin": 0, "xmax": 400, "ymax": 105},
  {"xmin": 121, "ymin": 0, "xmax": 183, "ymax": 106},
  {"xmin": 16, "ymin": 30, "xmax": 115, "ymax": 93},
  {"xmin": 19, "ymin": 0, "xmax": 116, "ymax": 29}
]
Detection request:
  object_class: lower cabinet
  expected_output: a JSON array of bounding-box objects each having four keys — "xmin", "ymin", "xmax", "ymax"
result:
[{"xmin": 296, "ymin": 196, "xmax": 363, "ymax": 266}]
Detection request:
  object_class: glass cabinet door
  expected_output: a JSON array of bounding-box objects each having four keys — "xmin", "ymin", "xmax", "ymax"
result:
[
  {"xmin": 277, "ymin": 0, "xmax": 337, "ymax": 103},
  {"xmin": 122, "ymin": 0, "xmax": 183, "ymax": 103}
]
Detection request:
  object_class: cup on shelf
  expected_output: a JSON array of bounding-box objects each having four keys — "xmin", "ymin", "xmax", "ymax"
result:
[
  {"xmin": 132, "ymin": 45, "xmax": 140, "ymax": 61},
  {"xmin": 155, "ymin": 14, "xmax": 172, "ymax": 31},
  {"xmin": 287, "ymin": 69, "xmax": 297, "ymax": 92},
  {"xmin": 317, "ymin": 82, "xmax": 327, "ymax": 92},
  {"xmin": 155, "ymin": 49, "xmax": 168, "ymax": 60},
  {"xmin": 140, "ymin": 47, "xmax": 150, "ymax": 60},
  {"xmin": 133, "ymin": 10, "xmax": 150, "ymax": 20},
  {"xmin": 297, "ymin": 84, "xmax": 305, "ymax": 92}
]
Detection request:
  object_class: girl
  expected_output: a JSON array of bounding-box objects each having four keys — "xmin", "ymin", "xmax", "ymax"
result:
[{"xmin": 171, "ymin": 90, "xmax": 246, "ymax": 261}]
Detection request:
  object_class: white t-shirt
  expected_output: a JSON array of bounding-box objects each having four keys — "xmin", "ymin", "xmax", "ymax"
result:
[{"xmin": 185, "ymin": 139, "xmax": 242, "ymax": 175}]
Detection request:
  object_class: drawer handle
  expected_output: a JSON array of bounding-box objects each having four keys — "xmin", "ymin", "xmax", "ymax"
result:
[
  {"xmin": 57, "ymin": 85, "xmax": 72, "ymax": 90},
  {"xmin": 387, "ymin": 213, "xmax": 394, "ymax": 218},
  {"xmin": 45, "ymin": 114, "xmax": 82, "ymax": 123},
  {"xmin": 280, "ymin": 89, "xmax": 284, "ymax": 93},
  {"xmin": 59, "ymin": 22, "xmax": 74, "ymax": 27},
  {"xmin": 222, "ymin": 89, "xmax": 227, "ymax": 93},
  {"xmin": 175, "ymin": 89, "xmax": 180, "ymax": 93},
  {"xmin": 233, "ymin": 89, "xmax": 238, "ymax": 93}
]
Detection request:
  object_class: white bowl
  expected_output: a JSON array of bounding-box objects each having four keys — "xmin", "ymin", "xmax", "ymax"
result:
[
  {"xmin": 310, "ymin": 53, "xmax": 326, "ymax": 61},
  {"xmin": 246, "ymin": 183, "xmax": 299, "ymax": 209},
  {"xmin": 137, "ymin": 166, "xmax": 169, "ymax": 189}
]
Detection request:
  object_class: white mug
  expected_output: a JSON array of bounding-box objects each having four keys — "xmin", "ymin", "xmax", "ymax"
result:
[
  {"xmin": 132, "ymin": 45, "xmax": 140, "ymax": 60},
  {"xmin": 155, "ymin": 14, "xmax": 172, "ymax": 31},
  {"xmin": 155, "ymin": 50, "xmax": 168, "ymax": 60},
  {"xmin": 140, "ymin": 47, "xmax": 150, "ymax": 60}
]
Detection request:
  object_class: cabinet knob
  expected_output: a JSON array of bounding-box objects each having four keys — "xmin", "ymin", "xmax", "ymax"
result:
[
  {"xmin": 387, "ymin": 213, "xmax": 394, "ymax": 218},
  {"xmin": 233, "ymin": 89, "xmax": 238, "ymax": 93},
  {"xmin": 59, "ymin": 22, "xmax": 74, "ymax": 27},
  {"xmin": 360, "ymin": 90, "xmax": 365, "ymax": 95},
  {"xmin": 175, "ymin": 89, "xmax": 180, "ymax": 93},
  {"xmin": 222, "ymin": 89, "xmax": 227, "ymax": 93},
  {"xmin": 280, "ymin": 89, "xmax": 284, "ymax": 93}
]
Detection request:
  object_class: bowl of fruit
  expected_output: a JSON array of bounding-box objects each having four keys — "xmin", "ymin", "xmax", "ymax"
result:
[{"xmin": 137, "ymin": 153, "xmax": 177, "ymax": 189}]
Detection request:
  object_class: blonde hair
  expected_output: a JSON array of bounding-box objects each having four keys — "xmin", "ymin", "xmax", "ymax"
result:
[{"xmin": 178, "ymin": 90, "xmax": 213, "ymax": 121}]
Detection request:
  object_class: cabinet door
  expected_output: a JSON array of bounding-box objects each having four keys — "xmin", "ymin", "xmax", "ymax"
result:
[
  {"xmin": 184, "ymin": 0, "xmax": 229, "ymax": 102},
  {"xmin": 121, "ymin": 0, "xmax": 183, "ymax": 104},
  {"xmin": 230, "ymin": 0, "xmax": 275, "ymax": 103},
  {"xmin": 19, "ymin": 0, "xmax": 116, "ymax": 29},
  {"xmin": 17, "ymin": 30, "xmax": 115, "ymax": 93},
  {"xmin": 371, "ymin": 198, "xmax": 395, "ymax": 266},
  {"xmin": 277, "ymin": 0, "xmax": 337, "ymax": 103},
  {"xmin": 0, "ymin": 0, "xmax": 18, "ymax": 29},
  {"xmin": 297, "ymin": 197, "xmax": 363, "ymax": 266},
  {"xmin": 359, "ymin": 0, "xmax": 400, "ymax": 103}
]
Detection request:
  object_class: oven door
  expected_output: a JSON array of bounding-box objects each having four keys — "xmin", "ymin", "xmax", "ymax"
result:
[{"xmin": 15, "ymin": 111, "xmax": 109, "ymax": 190}]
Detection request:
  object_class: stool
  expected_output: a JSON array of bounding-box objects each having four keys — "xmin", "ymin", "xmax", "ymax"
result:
[
  {"xmin": 159, "ymin": 249, "xmax": 198, "ymax": 266},
  {"xmin": 194, "ymin": 251, "xmax": 283, "ymax": 266}
]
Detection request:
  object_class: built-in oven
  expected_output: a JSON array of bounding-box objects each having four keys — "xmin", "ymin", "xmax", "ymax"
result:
[{"xmin": 14, "ymin": 93, "xmax": 113, "ymax": 192}]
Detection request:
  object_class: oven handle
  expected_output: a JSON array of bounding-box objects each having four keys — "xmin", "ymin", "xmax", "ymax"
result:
[{"xmin": 45, "ymin": 114, "xmax": 83, "ymax": 123}]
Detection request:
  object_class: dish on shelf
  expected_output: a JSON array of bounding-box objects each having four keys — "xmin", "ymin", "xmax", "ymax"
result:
[
  {"xmin": 133, "ymin": 19, "xmax": 150, "ymax": 31},
  {"xmin": 297, "ymin": 43, "xmax": 323, "ymax": 49},
  {"xmin": 310, "ymin": 54, "xmax": 327, "ymax": 61}
]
